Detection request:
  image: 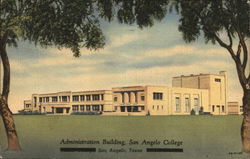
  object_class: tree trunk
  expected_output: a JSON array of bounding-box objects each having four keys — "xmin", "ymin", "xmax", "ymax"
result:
[
  {"xmin": 241, "ymin": 90, "xmax": 250, "ymax": 153},
  {"xmin": 0, "ymin": 40, "xmax": 21, "ymax": 151},
  {"xmin": 0, "ymin": 96, "xmax": 21, "ymax": 151}
]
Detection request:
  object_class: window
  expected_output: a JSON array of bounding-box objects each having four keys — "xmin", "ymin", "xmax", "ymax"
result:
[
  {"xmin": 114, "ymin": 97, "xmax": 118, "ymax": 102},
  {"xmin": 194, "ymin": 98, "xmax": 199, "ymax": 112},
  {"xmin": 175, "ymin": 97, "xmax": 180, "ymax": 112},
  {"xmin": 222, "ymin": 105, "xmax": 225, "ymax": 112},
  {"xmin": 26, "ymin": 104, "xmax": 30, "ymax": 108},
  {"xmin": 80, "ymin": 105, "xmax": 84, "ymax": 112},
  {"xmin": 39, "ymin": 97, "xmax": 42, "ymax": 103},
  {"xmin": 100, "ymin": 105, "xmax": 104, "ymax": 111},
  {"xmin": 45, "ymin": 97, "xmax": 49, "ymax": 103},
  {"xmin": 162, "ymin": 105, "xmax": 163, "ymax": 110},
  {"xmin": 101, "ymin": 94, "xmax": 104, "ymax": 100},
  {"xmin": 185, "ymin": 98, "xmax": 190, "ymax": 112},
  {"xmin": 141, "ymin": 95, "xmax": 145, "ymax": 101},
  {"xmin": 52, "ymin": 96, "xmax": 58, "ymax": 102},
  {"xmin": 62, "ymin": 96, "xmax": 68, "ymax": 102},
  {"xmin": 215, "ymin": 78, "xmax": 221, "ymax": 82},
  {"xmin": 72, "ymin": 105, "xmax": 79, "ymax": 112},
  {"xmin": 122, "ymin": 93, "xmax": 125, "ymax": 103},
  {"xmin": 86, "ymin": 105, "xmax": 91, "ymax": 111},
  {"xmin": 80, "ymin": 95, "xmax": 85, "ymax": 101},
  {"xmin": 141, "ymin": 106, "xmax": 145, "ymax": 110},
  {"xmin": 73, "ymin": 95, "xmax": 79, "ymax": 102},
  {"xmin": 153, "ymin": 105, "xmax": 154, "ymax": 109},
  {"xmin": 86, "ymin": 95, "xmax": 91, "ymax": 101},
  {"xmin": 92, "ymin": 94, "xmax": 100, "ymax": 101},
  {"xmin": 92, "ymin": 105, "xmax": 100, "ymax": 111},
  {"xmin": 153, "ymin": 92, "xmax": 163, "ymax": 100},
  {"xmin": 157, "ymin": 105, "xmax": 159, "ymax": 110},
  {"xmin": 212, "ymin": 105, "xmax": 215, "ymax": 112},
  {"xmin": 34, "ymin": 97, "xmax": 37, "ymax": 107}
]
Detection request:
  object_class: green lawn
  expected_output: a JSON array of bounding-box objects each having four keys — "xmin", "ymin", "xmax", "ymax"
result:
[{"xmin": 0, "ymin": 115, "xmax": 249, "ymax": 159}]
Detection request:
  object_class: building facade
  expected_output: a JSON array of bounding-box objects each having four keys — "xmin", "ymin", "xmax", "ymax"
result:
[
  {"xmin": 172, "ymin": 71, "xmax": 227, "ymax": 115},
  {"xmin": 23, "ymin": 71, "xmax": 229, "ymax": 115},
  {"xmin": 110, "ymin": 86, "xmax": 209, "ymax": 116},
  {"xmin": 30, "ymin": 90, "xmax": 113, "ymax": 115}
]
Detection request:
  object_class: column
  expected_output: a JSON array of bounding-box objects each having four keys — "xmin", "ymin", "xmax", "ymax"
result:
[
  {"xmin": 124, "ymin": 92, "xmax": 129, "ymax": 104},
  {"xmin": 131, "ymin": 92, "xmax": 135, "ymax": 105},
  {"xmin": 63, "ymin": 108, "xmax": 66, "ymax": 114}
]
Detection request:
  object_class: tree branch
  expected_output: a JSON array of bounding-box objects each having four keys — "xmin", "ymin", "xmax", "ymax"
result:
[
  {"xmin": 227, "ymin": 29, "xmax": 233, "ymax": 48},
  {"xmin": 236, "ymin": 41, "xmax": 242, "ymax": 58}
]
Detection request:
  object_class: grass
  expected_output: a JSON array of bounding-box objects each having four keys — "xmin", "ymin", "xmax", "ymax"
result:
[{"xmin": 0, "ymin": 115, "xmax": 249, "ymax": 159}]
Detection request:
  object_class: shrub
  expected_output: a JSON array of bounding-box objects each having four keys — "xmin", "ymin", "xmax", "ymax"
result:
[
  {"xmin": 71, "ymin": 112, "xmax": 101, "ymax": 115},
  {"xmin": 199, "ymin": 107, "xmax": 204, "ymax": 115},
  {"xmin": 190, "ymin": 109, "xmax": 196, "ymax": 115}
]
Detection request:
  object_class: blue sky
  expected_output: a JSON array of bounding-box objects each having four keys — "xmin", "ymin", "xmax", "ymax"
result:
[{"xmin": 6, "ymin": 14, "xmax": 244, "ymax": 113}]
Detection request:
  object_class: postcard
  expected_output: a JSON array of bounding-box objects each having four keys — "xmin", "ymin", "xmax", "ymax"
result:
[{"xmin": 0, "ymin": 1, "xmax": 249, "ymax": 159}]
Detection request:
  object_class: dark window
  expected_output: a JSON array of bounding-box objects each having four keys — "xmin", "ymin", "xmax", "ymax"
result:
[
  {"xmin": 86, "ymin": 95, "xmax": 91, "ymax": 101},
  {"xmin": 52, "ymin": 96, "xmax": 58, "ymax": 102},
  {"xmin": 141, "ymin": 106, "xmax": 145, "ymax": 110},
  {"xmin": 73, "ymin": 95, "xmax": 79, "ymax": 102},
  {"xmin": 153, "ymin": 92, "xmax": 163, "ymax": 100},
  {"xmin": 45, "ymin": 97, "xmax": 49, "ymax": 102},
  {"xmin": 80, "ymin": 95, "xmax": 85, "ymax": 101},
  {"xmin": 92, "ymin": 105, "xmax": 100, "ymax": 111},
  {"xmin": 86, "ymin": 105, "xmax": 91, "ymax": 111},
  {"xmin": 222, "ymin": 105, "xmax": 225, "ymax": 112},
  {"xmin": 92, "ymin": 94, "xmax": 100, "ymax": 101},
  {"xmin": 80, "ymin": 105, "xmax": 84, "ymax": 111},
  {"xmin": 215, "ymin": 78, "xmax": 221, "ymax": 82},
  {"xmin": 72, "ymin": 105, "xmax": 79, "ymax": 112},
  {"xmin": 39, "ymin": 97, "xmax": 42, "ymax": 103},
  {"xmin": 114, "ymin": 97, "xmax": 118, "ymax": 102},
  {"xmin": 62, "ymin": 96, "xmax": 68, "ymax": 102},
  {"xmin": 101, "ymin": 94, "xmax": 104, "ymax": 100},
  {"xmin": 212, "ymin": 105, "xmax": 215, "ymax": 112},
  {"xmin": 34, "ymin": 97, "xmax": 37, "ymax": 107},
  {"xmin": 141, "ymin": 95, "xmax": 145, "ymax": 101}
]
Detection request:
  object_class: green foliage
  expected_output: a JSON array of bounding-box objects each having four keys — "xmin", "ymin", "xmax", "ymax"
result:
[
  {"xmin": 71, "ymin": 111, "xmax": 101, "ymax": 115},
  {"xmin": 190, "ymin": 109, "xmax": 196, "ymax": 115},
  {"xmin": 0, "ymin": 0, "xmax": 107, "ymax": 57},
  {"xmin": 17, "ymin": 110, "xmax": 45, "ymax": 115},
  {"xmin": 172, "ymin": 0, "xmax": 250, "ymax": 43},
  {"xmin": 199, "ymin": 107, "xmax": 204, "ymax": 115}
]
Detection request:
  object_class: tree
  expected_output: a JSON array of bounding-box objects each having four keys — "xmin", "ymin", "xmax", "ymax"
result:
[
  {"xmin": 106, "ymin": 0, "xmax": 250, "ymax": 153},
  {"xmin": 0, "ymin": 0, "xmax": 108, "ymax": 150}
]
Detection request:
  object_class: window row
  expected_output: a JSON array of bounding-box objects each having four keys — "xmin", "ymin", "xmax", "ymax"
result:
[
  {"xmin": 115, "ymin": 95, "xmax": 145, "ymax": 102},
  {"xmin": 152, "ymin": 105, "xmax": 164, "ymax": 110},
  {"xmin": 212, "ymin": 105, "xmax": 225, "ymax": 113},
  {"xmin": 37, "ymin": 94, "xmax": 104, "ymax": 103},
  {"xmin": 72, "ymin": 105, "xmax": 104, "ymax": 112},
  {"xmin": 175, "ymin": 97, "xmax": 199, "ymax": 113}
]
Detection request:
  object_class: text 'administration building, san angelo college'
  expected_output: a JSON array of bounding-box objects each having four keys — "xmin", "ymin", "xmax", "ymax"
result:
[{"xmin": 23, "ymin": 71, "xmax": 231, "ymax": 116}]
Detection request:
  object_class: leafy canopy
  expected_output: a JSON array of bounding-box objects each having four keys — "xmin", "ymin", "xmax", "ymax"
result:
[
  {"xmin": 0, "ymin": 0, "xmax": 169, "ymax": 57},
  {"xmin": 1, "ymin": 0, "xmax": 106, "ymax": 57}
]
